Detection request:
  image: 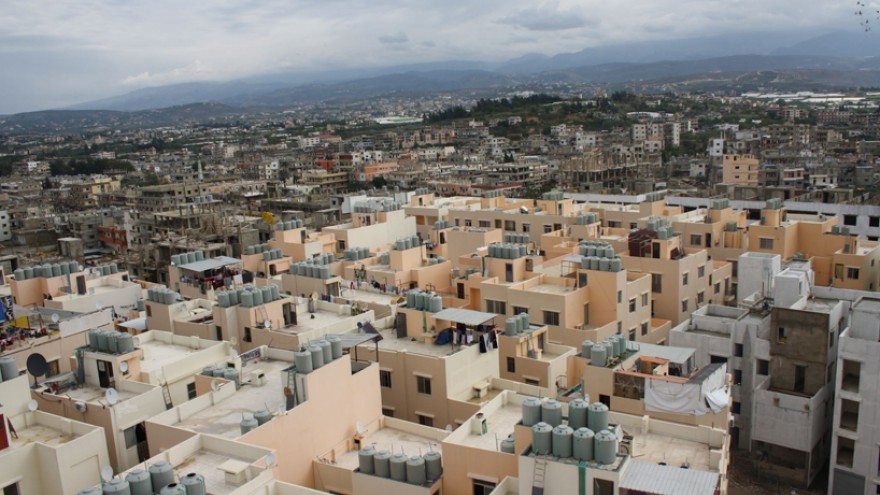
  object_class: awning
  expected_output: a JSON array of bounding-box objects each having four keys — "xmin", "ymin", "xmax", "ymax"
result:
[
  {"xmin": 118, "ymin": 317, "xmax": 147, "ymax": 331},
  {"xmin": 177, "ymin": 256, "xmax": 242, "ymax": 273},
  {"xmin": 432, "ymin": 308, "xmax": 498, "ymax": 326},
  {"xmin": 705, "ymin": 388, "xmax": 730, "ymax": 414}
]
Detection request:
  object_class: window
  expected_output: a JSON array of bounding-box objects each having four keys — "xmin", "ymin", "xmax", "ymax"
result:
[
  {"xmin": 473, "ymin": 479, "xmax": 497, "ymax": 495},
  {"xmin": 710, "ymin": 355, "xmax": 728, "ymax": 364},
  {"xmin": 777, "ymin": 326, "xmax": 787, "ymax": 343},
  {"xmin": 146, "ymin": 305, "xmax": 152, "ymax": 317},
  {"xmin": 3, "ymin": 483, "xmax": 20, "ymax": 495},
  {"xmin": 478, "ymin": 220, "xmax": 491, "ymax": 228},
  {"xmin": 733, "ymin": 369, "xmax": 742, "ymax": 385},
  {"xmin": 124, "ymin": 425, "xmax": 138, "ymax": 449},
  {"xmin": 794, "ymin": 365, "xmax": 806, "ymax": 393},
  {"xmin": 842, "ymin": 359, "xmax": 860, "ymax": 392},
  {"xmin": 507, "ymin": 357, "xmax": 516, "ymax": 373},
  {"xmin": 382, "ymin": 408, "xmax": 395, "ymax": 417},
  {"xmin": 698, "ymin": 265, "xmax": 705, "ymax": 278},
  {"xmin": 629, "ymin": 298, "xmax": 636, "ymax": 313},
  {"xmin": 870, "ymin": 216, "xmax": 880, "ymax": 228},
  {"xmin": 512, "ymin": 306, "xmax": 529, "ymax": 316},
  {"xmin": 641, "ymin": 293, "xmax": 649, "ymax": 306},
  {"xmin": 697, "ymin": 291, "xmax": 705, "ymax": 304},
  {"xmin": 731, "ymin": 401, "xmax": 741, "ymax": 414},
  {"xmin": 187, "ymin": 382, "xmax": 197, "ymax": 400},
  {"xmin": 243, "ymin": 327, "xmax": 252, "ymax": 343},
  {"xmin": 837, "ymin": 436, "xmax": 855, "ymax": 468},
  {"xmin": 681, "ymin": 299, "xmax": 688, "ymax": 312},
  {"xmin": 543, "ymin": 311, "xmax": 560, "ymax": 326},
  {"xmin": 417, "ymin": 414, "xmax": 434, "ymax": 427},
  {"xmin": 464, "ymin": 219, "xmax": 472, "ymax": 227},
  {"xmin": 543, "ymin": 224, "xmax": 552, "ymax": 233},
  {"xmin": 628, "ymin": 329, "xmax": 636, "ymax": 341},
  {"xmin": 522, "ymin": 223, "xmax": 530, "ymax": 233},
  {"xmin": 757, "ymin": 359, "xmax": 769, "ymax": 375},
  {"xmin": 847, "ymin": 267, "xmax": 860, "ymax": 280},
  {"xmin": 844, "ymin": 215, "xmax": 858, "ymax": 226},
  {"xmin": 641, "ymin": 322, "xmax": 649, "ymax": 336},
  {"xmin": 486, "ymin": 300, "xmax": 506, "ymax": 314},
  {"xmin": 734, "ymin": 343, "xmax": 743, "ymax": 357},
  {"xmin": 682, "ymin": 273, "xmax": 688, "ymax": 286},
  {"xmin": 714, "ymin": 282, "xmax": 721, "ymax": 294},
  {"xmin": 690, "ymin": 234, "xmax": 702, "ymax": 246},
  {"xmin": 651, "ymin": 273, "xmax": 662, "ymax": 292},
  {"xmin": 617, "ymin": 290, "xmax": 622, "ymax": 303},
  {"xmin": 525, "ymin": 378, "xmax": 540, "ymax": 386},
  {"xmin": 380, "ymin": 370, "xmax": 392, "ymax": 388},
  {"xmin": 759, "ymin": 238, "xmax": 774, "ymax": 250},
  {"xmin": 417, "ymin": 376, "xmax": 432, "ymax": 395}
]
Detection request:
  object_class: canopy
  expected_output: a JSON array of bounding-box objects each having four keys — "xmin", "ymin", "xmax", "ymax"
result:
[
  {"xmin": 432, "ymin": 308, "xmax": 498, "ymax": 326},
  {"xmin": 177, "ymin": 256, "xmax": 241, "ymax": 273}
]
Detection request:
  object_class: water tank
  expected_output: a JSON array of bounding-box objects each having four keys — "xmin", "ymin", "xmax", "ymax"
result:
[
  {"xmin": 318, "ymin": 340, "xmax": 332, "ymax": 363},
  {"xmin": 78, "ymin": 488, "xmax": 102, "ymax": 495},
  {"xmin": 568, "ymin": 399, "xmax": 589, "ymax": 430},
  {"xmin": 328, "ymin": 336, "xmax": 343, "ymax": 359},
  {"xmin": 590, "ymin": 257, "xmax": 600, "ymax": 270},
  {"xmin": 390, "ymin": 454, "xmax": 407, "ymax": 481},
  {"xmin": 262, "ymin": 286, "xmax": 273, "ymax": 303},
  {"xmin": 180, "ymin": 473, "xmax": 206, "ymax": 495},
  {"xmin": 195, "ymin": 251, "xmax": 205, "ymax": 262},
  {"xmin": 552, "ymin": 425, "xmax": 574, "ymax": 458},
  {"xmin": 252, "ymin": 289, "xmax": 264, "ymax": 306},
  {"xmin": 262, "ymin": 251, "xmax": 271, "ymax": 261},
  {"xmin": 602, "ymin": 340, "xmax": 614, "ymax": 360},
  {"xmin": 580, "ymin": 340, "xmax": 593, "ymax": 359},
  {"xmin": 374, "ymin": 450, "xmax": 392, "ymax": 478},
  {"xmin": 532, "ymin": 422, "xmax": 552, "ymax": 455},
  {"xmin": 541, "ymin": 399, "xmax": 563, "ymax": 427},
  {"xmin": 573, "ymin": 428, "xmax": 595, "ymax": 461},
  {"xmin": 159, "ymin": 485, "xmax": 185, "ymax": 495},
  {"xmin": 588, "ymin": 403, "xmax": 609, "ymax": 433},
  {"xmin": 217, "ymin": 292, "xmax": 230, "ymax": 308},
  {"xmin": 164, "ymin": 290, "xmax": 176, "ymax": 305},
  {"xmin": 23, "ymin": 266, "xmax": 34, "ymax": 279},
  {"xmin": 358, "ymin": 446, "xmax": 376, "ymax": 474},
  {"xmin": 320, "ymin": 266, "xmax": 331, "ymax": 279},
  {"xmin": 187, "ymin": 252, "xmax": 196, "ymax": 264},
  {"xmin": 0, "ymin": 356, "xmax": 17, "ymax": 382},
  {"xmin": 223, "ymin": 368, "xmax": 239, "ymax": 388},
  {"xmin": 424, "ymin": 451, "xmax": 442, "ymax": 481},
  {"xmin": 240, "ymin": 413, "xmax": 258, "ymax": 435},
  {"xmin": 294, "ymin": 350, "xmax": 313, "ymax": 373},
  {"xmin": 62, "ymin": 263, "xmax": 71, "ymax": 275},
  {"xmin": 406, "ymin": 290, "xmax": 417, "ymax": 308},
  {"xmin": 51, "ymin": 264, "xmax": 62, "ymax": 277},
  {"xmin": 522, "ymin": 397, "xmax": 542, "ymax": 426},
  {"xmin": 211, "ymin": 368, "xmax": 226, "ymax": 377},
  {"xmin": 594, "ymin": 429, "xmax": 618, "ymax": 465},
  {"xmin": 590, "ymin": 344, "xmax": 607, "ymax": 367},
  {"xmin": 126, "ymin": 469, "xmax": 152, "ymax": 495},
  {"xmin": 102, "ymin": 479, "xmax": 131, "ymax": 495},
  {"xmin": 505, "ymin": 318, "xmax": 517, "ymax": 336},
  {"xmin": 117, "ymin": 333, "xmax": 135, "ymax": 354},
  {"xmin": 500, "ymin": 435, "xmax": 516, "ymax": 454},
  {"xmin": 149, "ymin": 461, "xmax": 174, "ymax": 493},
  {"xmin": 107, "ymin": 332, "xmax": 119, "ymax": 354},
  {"xmin": 240, "ymin": 292, "xmax": 254, "ymax": 308},
  {"xmin": 270, "ymin": 284, "xmax": 280, "ymax": 301},
  {"xmin": 254, "ymin": 409, "xmax": 272, "ymax": 426},
  {"xmin": 201, "ymin": 366, "xmax": 216, "ymax": 377},
  {"xmin": 229, "ymin": 290, "xmax": 240, "ymax": 306},
  {"xmin": 309, "ymin": 344, "xmax": 324, "ymax": 369},
  {"xmin": 97, "ymin": 331, "xmax": 110, "ymax": 353},
  {"xmin": 13, "ymin": 268, "xmax": 24, "ymax": 280},
  {"xmin": 611, "ymin": 258, "xmax": 622, "ymax": 272},
  {"xmin": 406, "ymin": 456, "xmax": 426, "ymax": 485}
]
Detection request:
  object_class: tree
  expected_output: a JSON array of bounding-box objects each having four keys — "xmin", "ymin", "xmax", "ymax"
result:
[{"xmin": 371, "ymin": 176, "xmax": 387, "ymax": 188}]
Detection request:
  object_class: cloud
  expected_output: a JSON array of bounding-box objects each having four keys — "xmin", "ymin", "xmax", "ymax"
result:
[
  {"xmin": 121, "ymin": 60, "xmax": 217, "ymax": 86},
  {"xmin": 378, "ymin": 32, "xmax": 409, "ymax": 44},
  {"xmin": 500, "ymin": 2, "xmax": 597, "ymax": 31}
]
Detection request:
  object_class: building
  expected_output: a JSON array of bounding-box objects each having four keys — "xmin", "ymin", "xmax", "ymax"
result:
[{"xmin": 722, "ymin": 154, "xmax": 759, "ymax": 185}]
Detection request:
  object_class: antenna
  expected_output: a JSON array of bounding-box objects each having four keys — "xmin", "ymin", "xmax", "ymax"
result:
[
  {"xmin": 26, "ymin": 353, "xmax": 49, "ymax": 389},
  {"xmin": 105, "ymin": 388, "xmax": 119, "ymax": 406}
]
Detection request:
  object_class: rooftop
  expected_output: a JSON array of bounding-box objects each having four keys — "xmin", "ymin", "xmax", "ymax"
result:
[
  {"xmin": 457, "ymin": 401, "xmax": 521, "ymax": 450},
  {"xmin": 174, "ymin": 449, "xmax": 260, "ymax": 495},
  {"xmin": 63, "ymin": 384, "xmax": 139, "ymax": 404},
  {"xmin": 336, "ymin": 426, "xmax": 442, "ymax": 470},
  {"xmin": 10, "ymin": 421, "xmax": 77, "ymax": 449},
  {"xmin": 139, "ymin": 339, "xmax": 204, "ymax": 375},
  {"xmin": 376, "ymin": 328, "xmax": 463, "ymax": 357}
]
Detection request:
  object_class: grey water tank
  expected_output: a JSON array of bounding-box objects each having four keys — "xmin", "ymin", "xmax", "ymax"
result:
[
  {"xmin": 23, "ymin": 266, "xmax": 34, "ymax": 279},
  {"xmin": 159, "ymin": 484, "xmax": 185, "ymax": 495},
  {"xmin": 254, "ymin": 409, "xmax": 272, "ymax": 426},
  {"xmin": 88, "ymin": 329, "xmax": 101, "ymax": 350},
  {"xmin": 406, "ymin": 456, "xmax": 426, "ymax": 485},
  {"xmin": 180, "ymin": 473, "xmax": 206, "ymax": 495},
  {"xmin": 97, "ymin": 331, "xmax": 110, "ymax": 353},
  {"xmin": 552, "ymin": 425, "xmax": 574, "ymax": 458},
  {"xmin": 581, "ymin": 340, "xmax": 594, "ymax": 358},
  {"xmin": 78, "ymin": 488, "xmax": 102, "ymax": 495},
  {"xmin": 594, "ymin": 429, "xmax": 618, "ymax": 465},
  {"xmin": 240, "ymin": 413, "xmax": 258, "ymax": 435},
  {"xmin": 70, "ymin": 261, "xmax": 80, "ymax": 273},
  {"xmin": 229, "ymin": 290, "xmax": 240, "ymax": 306},
  {"xmin": 406, "ymin": 290, "xmax": 417, "ymax": 308},
  {"xmin": 211, "ymin": 367, "xmax": 226, "ymax": 377},
  {"xmin": 318, "ymin": 340, "xmax": 332, "ymax": 363},
  {"xmin": 61, "ymin": 263, "xmax": 71, "ymax": 275},
  {"xmin": 13, "ymin": 268, "xmax": 24, "ymax": 280},
  {"xmin": 51, "ymin": 264, "xmax": 62, "ymax": 277},
  {"xmin": 309, "ymin": 344, "xmax": 324, "ymax": 369},
  {"xmin": 541, "ymin": 399, "xmax": 563, "ymax": 427},
  {"xmin": 588, "ymin": 403, "xmax": 609, "ymax": 433},
  {"xmin": 327, "ymin": 336, "xmax": 343, "ymax": 359},
  {"xmin": 117, "ymin": 333, "xmax": 135, "ymax": 354},
  {"xmin": 262, "ymin": 251, "xmax": 272, "ymax": 261},
  {"xmin": 223, "ymin": 368, "xmax": 239, "ymax": 388},
  {"xmin": 568, "ymin": 399, "xmax": 589, "ymax": 430},
  {"xmin": 270, "ymin": 284, "xmax": 280, "ymax": 301},
  {"xmin": 611, "ymin": 258, "xmax": 622, "ymax": 272},
  {"xmin": 252, "ymin": 288, "xmax": 264, "ymax": 306},
  {"xmin": 149, "ymin": 461, "xmax": 174, "ymax": 493},
  {"xmin": 430, "ymin": 295, "xmax": 442, "ymax": 313},
  {"xmin": 107, "ymin": 332, "xmax": 119, "ymax": 354},
  {"xmin": 0, "ymin": 356, "xmax": 19, "ymax": 382},
  {"xmin": 532, "ymin": 422, "xmax": 552, "ymax": 455},
  {"xmin": 424, "ymin": 451, "xmax": 442, "ymax": 481},
  {"xmin": 294, "ymin": 350, "xmax": 313, "ymax": 374},
  {"xmin": 374, "ymin": 450, "xmax": 392, "ymax": 478},
  {"xmin": 602, "ymin": 340, "xmax": 614, "ymax": 360},
  {"xmin": 500, "ymin": 435, "xmax": 516, "ymax": 454},
  {"xmin": 125, "ymin": 469, "xmax": 152, "ymax": 495},
  {"xmin": 390, "ymin": 454, "xmax": 407, "ymax": 481},
  {"xmin": 262, "ymin": 286, "xmax": 273, "ymax": 303},
  {"xmin": 201, "ymin": 366, "xmax": 216, "ymax": 377},
  {"xmin": 573, "ymin": 428, "xmax": 595, "ymax": 461},
  {"xmin": 240, "ymin": 292, "xmax": 254, "ymax": 308},
  {"xmin": 358, "ymin": 446, "xmax": 376, "ymax": 474},
  {"xmin": 102, "ymin": 479, "xmax": 131, "ymax": 495},
  {"xmin": 519, "ymin": 313, "xmax": 530, "ymax": 331},
  {"xmin": 522, "ymin": 397, "xmax": 542, "ymax": 427},
  {"xmin": 217, "ymin": 292, "xmax": 230, "ymax": 308},
  {"xmin": 505, "ymin": 318, "xmax": 517, "ymax": 336}
]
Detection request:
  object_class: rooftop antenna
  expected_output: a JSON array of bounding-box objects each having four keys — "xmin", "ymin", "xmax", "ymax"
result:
[
  {"xmin": 105, "ymin": 388, "xmax": 119, "ymax": 406},
  {"xmin": 26, "ymin": 353, "xmax": 49, "ymax": 389}
]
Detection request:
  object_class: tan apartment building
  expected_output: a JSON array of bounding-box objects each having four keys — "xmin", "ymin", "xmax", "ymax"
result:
[{"xmin": 722, "ymin": 154, "xmax": 759, "ymax": 185}]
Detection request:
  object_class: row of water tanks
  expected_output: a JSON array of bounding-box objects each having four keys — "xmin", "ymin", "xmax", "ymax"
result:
[
  {"xmin": 275, "ymin": 219, "xmax": 304, "ymax": 231},
  {"xmin": 344, "ymin": 247, "xmax": 372, "ymax": 261},
  {"xmin": 294, "ymin": 336, "xmax": 343, "ymax": 373},
  {"xmin": 200, "ymin": 365, "xmax": 240, "ymax": 388},
  {"xmin": 240, "ymin": 408, "xmax": 274, "ymax": 434},
  {"xmin": 531, "ymin": 422, "xmax": 617, "ymax": 464},
  {"xmin": 488, "ymin": 243, "xmax": 527, "ymax": 259},
  {"xmin": 645, "ymin": 192, "xmax": 664, "ymax": 203},
  {"xmin": 217, "ymin": 284, "xmax": 281, "ymax": 308},
  {"xmin": 575, "ymin": 213, "xmax": 599, "ymax": 225},
  {"xmin": 579, "ymin": 256, "xmax": 623, "ymax": 273},
  {"xmin": 0, "ymin": 356, "xmax": 20, "ymax": 383},
  {"xmin": 503, "ymin": 233, "xmax": 531, "ymax": 244},
  {"xmin": 433, "ymin": 220, "xmax": 450, "ymax": 230},
  {"xmin": 88, "ymin": 329, "xmax": 136, "ymax": 355},
  {"xmin": 484, "ymin": 190, "xmax": 504, "ymax": 198},
  {"xmin": 261, "ymin": 249, "xmax": 284, "ymax": 261},
  {"xmin": 289, "ymin": 263, "xmax": 332, "ymax": 280},
  {"xmin": 77, "ymin": 463, "xmax": 206, "ymax": 495},
  {"xmin": 146, "ymin": 287, "xmax": 180, "ymax": 305},
  {"xmin": 582, "ymin": 335, "xmax": 628, "ymax": 368},
  {"xmin": 405, "ymin": 290, "xmax": 443, "ymax": 313},
  {"xmin": 710, "ymin": 198, "xmax": 730, "ymax": 210},
  {"xmin": 354, "ymin": 200, "xmax": 402, "ymax": 213},
  {"xmin": 522, "ymin": 397, "xmax": 609, "ymax": 432},
  {"xmin": 542, "ymin": 191, "xmax": 565, "ymax": 201},
  {"xmin": 393, "ymin": 236, "xmax": 422, "ymax": 251},
  {"xmin": 359, "ymin": 447, "xmax": 442, "ymax": 485},
  {"xmin": 14, "ymin": 261, "xmax": 81, "ymax": 280},
  {"xmin": 577, "ymin": 241, "xmax": 614, "ymax": 258},
  {"xmin": 427, "ymin": 256, "xmax": 446, "ymax": 265},
  {"xmin": 244, "ymin": 244, "xmax": 270, "ymax": 256},
  {"xmin": 171, "ymin": 251, "xmax": 205, "ymax": 266},
  {"xmin": 503, "ymin": 313, "xmax": 531, "ymax": 336}
]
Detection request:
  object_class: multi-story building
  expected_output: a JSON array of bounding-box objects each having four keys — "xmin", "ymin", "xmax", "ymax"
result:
[{"xmin": 721, "ymin": 154, "xmax": 759, "ymax": 185}]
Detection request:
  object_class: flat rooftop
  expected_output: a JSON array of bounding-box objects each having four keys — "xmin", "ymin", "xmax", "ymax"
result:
[
  {"xmin": 457, "ymin": 402, "xmax": 521, "ymax": 450},
  {"xmin": 173, "ymin": 359, "xmax": 290, "ymax": 439},
  {"xmin": 10, "ymin": 423, "xmax": 77, "ymax": 449},
  {"xmin": 527, "ymin": 283, "xmax": 576, "ymax": 295},
  {"xmin": 339, "ymin": 288, "xmax": 400, "ymax": 306},
  {"xmin": 171, "ymin": 449, "xmax": 259, "ymax": 495},
  {"xmin": 336, "ymin": 426, "xmax": 442, "ymax": 470},
  {"xmin": 64, "ymin": 384, "xmax": 139, "ymax": 404},
  {"xmin": 376, "ymin": 328, "xmax": 463, "ymax": 358},
  {"xmin": 626, "ymin": 429, "xmax": 712, "ymax": 471},
  {"xmin": 801, "ymin": 297, "xmax": 840, "ymax": 314},
  {"xmin": 139, "ymin": 340, "xmax": 204, "ymax": 374},
  {"xmin": 275, "ymin": 309, "xmax": 352, "ymax": 335}
]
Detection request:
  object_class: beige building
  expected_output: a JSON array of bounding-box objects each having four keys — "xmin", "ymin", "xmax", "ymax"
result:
[{"xmin": 722, "ymin": 154, "xmax": 759, "ymax": 185}]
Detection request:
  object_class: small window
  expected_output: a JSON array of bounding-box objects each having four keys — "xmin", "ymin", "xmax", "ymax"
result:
[
  {"xmin": 478, "ymin": 220, "xmax": 491, "ymax": 228},
  {"xmin": 543, "ymin": 311, "xmax": 560, "ymax": 326},
  {"xmin": 651, "ymin": 273, "xmax": 662, "ymax": 292},
  {"xmin": 641, "ymin": 322, "xmax": 648, "ymax": 336},
  {"xmin": 690, "ymin": 234, "xmax": 702, "ymax": 246},
  {"xmin": 714, "ymin": 282, "xmax": 721, "ymax": 294},
  {"xmin": 629, "ymin": 298, "xmax": 636, "ymax": 313},
  {"xmin": 507, "ymin": 357, "xmax": 516, "ymax": 373},
  {"xmin": 543, "ymin": 224, "xmax": 552, "ymax": 233},
  {"xmin": 617, "ymin": 290, "xmax": 622, "ymax": 303},
  {"xmin": 697, "ymin": 291, "xmax": 705, "ymax": 304},
  {"xmin": 757, "ymin": 359, "xmax": 769, "ymax": 375},
  {"xmin": 628, "ymin": 329, "xmax": 636, "ymax": 341},
  {"xmin": 682, "ymin": 273, "xmax": 689, "ymax": 286},
  {"xmin": 698, "ymin": 265, "xmax": 705, "ymax": 278},
  {"xmin": 417, "ymin": 376, "xmax": 432, "ymax": 395},
  {"xmin": 417, "ymin": 414, "xmax": 434, "ymax": 427},
  {"xmin": 847, "ymin": 267, "xmax": 860, "ymax": 280},
  {"xmin": 733, "ymin": 369, "xmax": 742, "ymax": 385},
  {"xmin": 380, "ymin": 370, "xmax": 392, "ymax": 388},
  {"xmin": 681, "ymin": 299, "xmax": 688, "ymax": 312},
  {"xmin": 522, "ymin": 224, "xmax": 530, "ymax": 233},
  {"xmin": 464, "ymin": 219, "xmax": 472, "ymax": 227},
  {"xmin": 124, "ymin": 426, "xmax": 138, "ymax": 449},
  {"xmin": 146, "ymin": 306, "xmax": 152, "ymax": 317},
  {"xmin": 870, "ymin": 216, "xmax": 880, "ymax": 228},
  {"xmin": 777, "ymin": 327, "xmax": 787, "ymax": 343},
  {"xmin": 243, "ymin": 327, "xmax": 252, "ymax": 343},
  {"xmin": 382, "ymin": 408, "xmax": 395, "ymax": 417},
  {"xmin": 734, "ymin": 343, "xmax": 743, "ymax": 357},
  {"xmin": 641, "ymin": 293, "xmax": 649, "ymax": 306},
  {"xmin": 731, "ymin": 401, "xmax": 741, "ymax": 414},
  {"xmin": 844, "ymin": 215, "xmax": 858, "ymax": 226},
  {"xmin": 759, "ymin": 238, "xmax": 774, "ymax": 250},
  {"xmin": 186, "ymin": 382, "xmax": 197, "ymax": 399}
]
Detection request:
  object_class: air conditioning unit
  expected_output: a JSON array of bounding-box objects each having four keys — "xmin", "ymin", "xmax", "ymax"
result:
[{"xmin": 250, "ymin": 369, "xmax": 267, "ymax": 387}]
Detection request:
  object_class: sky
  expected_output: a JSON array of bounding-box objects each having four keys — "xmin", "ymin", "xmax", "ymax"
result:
[{"xmin": 0, "ymin": 0, "xmax": 859, "ymax": 114}]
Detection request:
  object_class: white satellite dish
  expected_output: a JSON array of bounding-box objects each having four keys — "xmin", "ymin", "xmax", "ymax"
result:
[
  {"xmin": 27, "ymin": 400, "xmax": 38, "ymax": 412},
  {"xmin": 265, "ymin": 453, "xmax": 277, "ymax": 467},
  {"xmin": 75, "ymin": 401, "xmax": 88, "ymax": 413},
  {"xmin": 445, "ymin": 424, "xmax": 453, "ymax": 432},
  {"xmin": 120, "ymin": 361, "xmax": 129, "ymax": 374},
  {"xmin": 51, "ymin": 313, "xmax": 59, "ymax": 324},
  {"xmin": 100, "ymin": 466, "xmax": 113, "ymax": 482},
  {"xmin": 356, "ymin": 421, "xmax": 365, "ymax": 435},
  {"xmin": 105, "ymin": 388, "xmax": 119, "ymax": 406},
  {"xmin": 95, "ymin": 302, "xmax": 104, "ymax": 310},
  {"xmin": 210, "ymin": 379, "xmax": 221, "ymax": 392},
  {"xmin": 263, "ymin": 319, "xmax": 271, "ymax": 329},
  {"xmin": 132, "ymin": 336, "xmax": 141, "ymax": 347}
]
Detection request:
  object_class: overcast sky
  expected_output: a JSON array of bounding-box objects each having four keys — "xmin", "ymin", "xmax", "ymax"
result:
[{"xmin": 0, "ymin": 0, "xmax": 857, "ymax": 114}]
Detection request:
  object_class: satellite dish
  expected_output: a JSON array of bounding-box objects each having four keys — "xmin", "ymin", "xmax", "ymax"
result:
[
  {"xmin": 265, "ymin": 453, "xmax": 277, "ymax": 467},
  {"xmin": 26, "ymin": 353, "xmax": 49, "ymax": 388},
  {"xmin": 51, "ymin": 313, "xmax": 59, "ymax": 324},
  {"xmin": 27, "ymin": 400, "xmax": 38, "ymax": 412},
  {"xmin": 445, "ymin": 424, "xmax": 453, "ymax": 432},
  {"xmin": 95, "ymin": 301, "xmax": 104, "ymax": 310},
  {"xmin": 100, "ymin": 466, "xmax": 113, "ymax": 482},
  {"xmin": 132, "ymin": 336, "xmax": 141, "ymax": 347},
  {"xmin": 263, "ymin": 319, "xmax": 271, "ymax": 329},
  {"xmin": 75, "ymin": 401, "xmax": 88, "ymax": 413},
  {"xmin": 120, "ymin": 361, "xmax": 129, "ymax": 374},
  {"xmin": 356, "ymin": 421, "xmax": 365, "ymax": 435},
  {"xmin": 210, "ymin": 379, "xmax": 221, "ymax": 392},
  {"xmin": 105, "ymin": 388, "xmax": 119, "ymax": 406}
]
